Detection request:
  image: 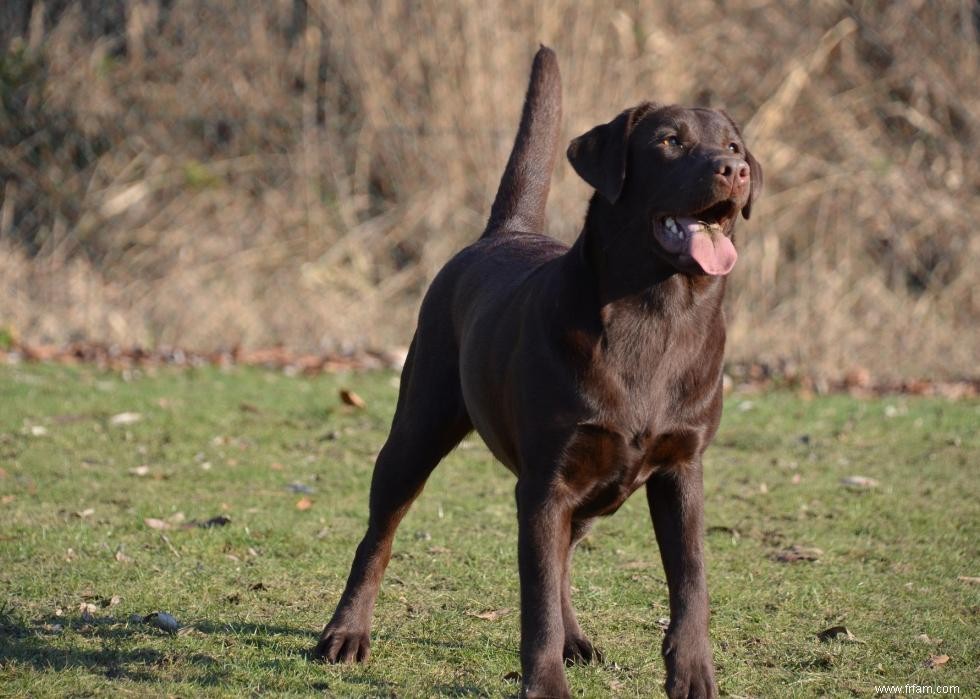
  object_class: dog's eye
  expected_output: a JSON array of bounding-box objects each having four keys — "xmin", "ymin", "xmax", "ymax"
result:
[
  {"xmin": 727, "ymin": 143, "xmax": 740, "ymax": 154},
  {"xmin": 661, "ymin": 135, "xmax": 680, "ymax": 147}
]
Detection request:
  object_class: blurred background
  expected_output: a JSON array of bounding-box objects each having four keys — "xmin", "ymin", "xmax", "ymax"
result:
[{"xmin": 0, "ymin": 0, "xmax": 977, "ymax": 381}]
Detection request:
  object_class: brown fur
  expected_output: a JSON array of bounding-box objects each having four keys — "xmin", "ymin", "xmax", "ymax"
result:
[{"xmin": 313, "ymin": 46, "xmax": 762, "ymax": 699}]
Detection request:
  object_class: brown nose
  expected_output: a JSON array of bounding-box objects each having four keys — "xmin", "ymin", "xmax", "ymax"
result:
[{"xmin": 714, "ymin": 157, "xmax": 750, "ymax": 188}]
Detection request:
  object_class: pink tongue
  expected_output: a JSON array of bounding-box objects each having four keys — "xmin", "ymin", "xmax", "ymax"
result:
[{"xmin": 679, "ymin": 218, "xmax": 737, "ymax": 275}]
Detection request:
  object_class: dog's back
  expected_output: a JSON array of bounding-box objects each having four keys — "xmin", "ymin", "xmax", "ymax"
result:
[{"xmin": 417, "ymin": 45, "xmax": 571, "ymax": 380}]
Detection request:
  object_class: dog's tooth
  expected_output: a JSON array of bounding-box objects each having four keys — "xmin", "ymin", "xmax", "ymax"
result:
[{"xmin": 665, "ymin": 217, "xmax": 674, "ymax": 227}]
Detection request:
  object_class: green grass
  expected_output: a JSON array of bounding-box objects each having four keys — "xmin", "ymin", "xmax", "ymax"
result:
[{"xmin": 0, "ymin": 364, "xmax": 977, "ymax": 697}]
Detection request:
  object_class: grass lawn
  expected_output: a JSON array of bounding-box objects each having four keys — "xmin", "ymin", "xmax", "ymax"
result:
[{"xmin": 0, "ymin": 363, "xmax": 977, "ymax": 697}]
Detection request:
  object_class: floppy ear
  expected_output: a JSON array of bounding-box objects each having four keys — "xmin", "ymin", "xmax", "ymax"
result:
[
  {"xmin": 567, "ymin": 105, "xmax": 647, "ymax": 204},
  {"xmin": 741, "ymin": 148, "xmax": 763, "ymax": 220}
]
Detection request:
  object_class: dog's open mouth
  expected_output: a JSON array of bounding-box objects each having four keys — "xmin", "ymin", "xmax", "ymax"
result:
[{"xmin": 652, "ymin": 200, "xmax": 738, "ymax": 276}]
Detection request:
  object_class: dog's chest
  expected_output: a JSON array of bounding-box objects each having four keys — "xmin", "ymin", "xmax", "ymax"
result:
[
  {"xmin": 561, "ymin": 325, "xmax": 720, "ymax": 517},
  {"xmin": 561, "ymin": 419, "xmax": 702, "ymax": 518}
]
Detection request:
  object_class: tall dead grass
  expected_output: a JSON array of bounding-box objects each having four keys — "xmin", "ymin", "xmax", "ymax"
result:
[{"xmin": 0, "ymin": 1, "xmax": 977, "ymax": 379}]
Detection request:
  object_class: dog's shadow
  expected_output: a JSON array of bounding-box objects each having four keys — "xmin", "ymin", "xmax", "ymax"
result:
[
  {"xmin": 0, "ymin": 614, "xmax": 312, "ymax": 686},
  {"xmin": 1, "ymin": 615, "xmax": 510, "ymax": 694}
]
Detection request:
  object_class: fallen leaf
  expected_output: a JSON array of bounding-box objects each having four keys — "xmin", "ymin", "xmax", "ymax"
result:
[
  {"xmin": 296, "ymin": 497, "xmax": 313, "ymax": 511},
  {"xmin": 774, "ymin": 545, "xmax": 823, "ymax": 563},
  {"xmin": 791, "ymin": 473, "xmax": 803, "ymax": 484},
  {"xmin": 115, "ymin": 550, "xmax": 133, "ymax": 563},
  {"xmin": 107, "ymin": 595, "xmax": 121, "ymax": 607},
  {"xmin": 1, "ymin": 495, "xmax": 14, "ymax": 504},
  {"xmin": 339, "ymin": 389, "xmax": 366, "ymax": 409},
  {"xmin": 144, "ymin": 611, "xmax": 180, "ymax": 634},
  {"xmin": 78, "ymin": 602, "xmax": 98, "ymax": 620},
  {"xmin": 656, "ymin": 617, "xmax": 671, "ymax": 631},
  {"xmin": 269, "ymin": 462, "xmax": 284, "ymax": 471},
  {"xmin": 239, "ymin": 402, "xmax": 260, "ymax": 414},
  {"xmin": 144, "ymin": 517, "xmax": 170, "ymax": 530},
  {"xmin": 286, "ymin": 482, "xmax": 315, "ymax": 494},
  {"xmin": 129, "ymin": 465, "xmax": 150, "ymax": 477},
  {"xmin": 73, "ymin": 508, "xmax": 95, "ymax": 518},
  {"xmin": 29, "ymin": 425, "xmax": 48, "ymax": 436},
  {"xmin": 957, "ymin": 576, "xmax": 980, "ymax": 585},
  {"xmin": 916, "ymin": 633, "xmax": 942, "ymax": 646},
  {"xmin": 925, "ymin": 654, "xmax": 950, "ymax": 669},
  {"xmin": 428, "ymin": 546, "xmax": 451, "ymax": 555},
  {"xmin": 470, "ymin": 608, "xmax": 512, "ymax": 621},
  {"xmin": 817, "ymin": 625, "xmax": 862, "ymax": 643},
  {"xmin": 249, "ymin": 582, "xmax": 267, "ymax": 591},
  {"xmin": 609, "ymin": 679, "xmax": 625, "ymax": 692},
  {"xmin": 840, "ymin": 475, "xmax": 879, "ymax": 490},
  {"xmin": 109, "ymin": 412, "xmax": 142, "ymax": 426}
]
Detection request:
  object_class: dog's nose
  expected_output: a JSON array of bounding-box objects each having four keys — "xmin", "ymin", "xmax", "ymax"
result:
[{"xmin": 714, "ymin": 157, "xmax": 749, "ymax": 188}]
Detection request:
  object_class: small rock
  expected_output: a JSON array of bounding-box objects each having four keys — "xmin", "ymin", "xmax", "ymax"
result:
[{"xmin": 144, "ymin": 611, "xmax": 180, "ymax": 634}]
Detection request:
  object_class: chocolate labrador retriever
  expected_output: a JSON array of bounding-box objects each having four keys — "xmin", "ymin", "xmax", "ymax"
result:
[{"xmin": 314, "ymin": 46, "xmax": 762, "ymax": 699}]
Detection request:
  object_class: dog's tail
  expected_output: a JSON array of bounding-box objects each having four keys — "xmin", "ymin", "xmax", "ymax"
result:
[{"xmin": 482, "ymin": 45, "xmax": 562, "ymax": 238}]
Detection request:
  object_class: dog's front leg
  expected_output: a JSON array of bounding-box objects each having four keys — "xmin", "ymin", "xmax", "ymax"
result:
[
  {"xmin": 516, "ymin": 482, "xmax": 573, "ymax": 699},
  {"xmin": 646, "ymin": 462, "xmax": 718, "ymax": 699}
]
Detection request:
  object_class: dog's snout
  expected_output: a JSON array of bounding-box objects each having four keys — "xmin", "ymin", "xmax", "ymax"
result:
[{"xmin": 713, "ymin": 157, "xmax": 749, "ymax": 187}]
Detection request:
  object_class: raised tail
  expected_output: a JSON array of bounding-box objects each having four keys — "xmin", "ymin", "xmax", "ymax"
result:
[{"xmin": 483, "ymin": 45, "xmax": 562, "ymax": 238}]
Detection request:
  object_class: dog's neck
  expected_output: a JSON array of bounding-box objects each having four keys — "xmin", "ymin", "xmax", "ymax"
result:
[
  {"xmin": 571, "ymin": 194, "xmax": 727, "ymax": 315},
  {"xmin": 562, "ymin": 195, "xmax": 729, "ymax": 401}
]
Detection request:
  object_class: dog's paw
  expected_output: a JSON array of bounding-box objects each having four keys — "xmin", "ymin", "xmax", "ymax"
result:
[
  {"xmin": 522, "ymin": 671, "xmax": 571, "ymax": 699},
  {"xmin": 663, "ymin": 633, "xmax": 717, "ymax": 699},
  {"xmin": 312, "ymin": 626, "xmax": 371, "ymax": 664},
  {"xmin": 562, "ymin": 633, "xmax": 603, "ymax": 666}
]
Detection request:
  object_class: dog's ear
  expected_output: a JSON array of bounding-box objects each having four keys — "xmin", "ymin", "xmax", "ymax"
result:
[
  {"xmin": 567, "ymin": 105, "xmax": 649, "ymax": 204},
  {"xmin": 741, "ymin": 148, "xmax": 763, "ymax": 220}
]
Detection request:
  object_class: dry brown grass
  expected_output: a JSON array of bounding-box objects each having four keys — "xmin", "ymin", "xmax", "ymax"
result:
[{"xmin": 1, "ymin": 1, "xmax": 977, "ymax": 380}]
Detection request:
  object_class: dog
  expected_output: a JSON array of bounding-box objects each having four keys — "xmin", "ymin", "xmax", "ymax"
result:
[{"xmin": 314, "ymin": 45, "xmax": 762, "ymax": 699}]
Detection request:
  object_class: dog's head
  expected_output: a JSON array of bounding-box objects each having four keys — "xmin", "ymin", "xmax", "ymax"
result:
[{"xmin": 567, "ymin": 103, "xmax": 762, "ymax": 276}]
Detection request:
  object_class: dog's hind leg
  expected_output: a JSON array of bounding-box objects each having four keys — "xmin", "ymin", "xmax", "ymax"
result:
[{"xmin": 314, "ymin": 331, "xmax": 471, "ymax": 663}]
